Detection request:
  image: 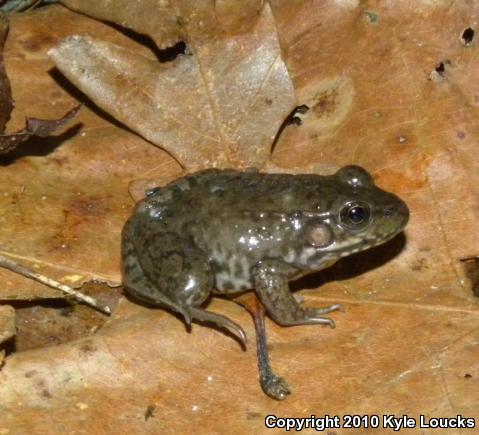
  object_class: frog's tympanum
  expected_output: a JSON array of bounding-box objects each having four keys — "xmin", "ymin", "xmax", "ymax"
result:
[{"xmin": 122, "ymin": 166, "xmax": 409, "ymax": 399}]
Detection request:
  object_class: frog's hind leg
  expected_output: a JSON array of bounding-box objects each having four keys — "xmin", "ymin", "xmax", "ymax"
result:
[
  {"xmin": 122, "ymin": 234, "xmax": 193, "ymax": 325},
  {"xmin": 123, "ymin": 231, "xmax": 246, "ymax": 345}
]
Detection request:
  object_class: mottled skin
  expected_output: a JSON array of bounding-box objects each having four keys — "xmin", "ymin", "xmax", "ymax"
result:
[{"xmin": 122, "ymin": 166, "xmax": 409, "ymax": 398}]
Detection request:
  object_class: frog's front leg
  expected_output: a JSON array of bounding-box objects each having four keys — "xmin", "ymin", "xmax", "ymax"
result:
[{"xmin": 252, "ymin": 260, "xmax": 341, "ymax": 327}]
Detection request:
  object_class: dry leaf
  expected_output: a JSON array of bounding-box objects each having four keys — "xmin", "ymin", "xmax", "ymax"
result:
[
  {"xmin": 269, "ymin": 0, "xmax": 479, "ymax": 311},
  {"xmin": 0, "ymin": 1, "xmax": 55, "ymax": 12},
  {"xmin": 50, "ymin": 2, "xmax": 295, "ymax": 171},
  {"xmin": 0, "ymin": 13, "xmax": 13, "ymax": 131},
  {"xmin": 0, "ymin": 305, "xmax": 14, "ymax": 366},
  {"xmin": 60, "ymin": 0, "xmax": 265, "ymax": 47},
  {"xmin": 0, "ymin": 305, "xmax": 14, "ymax": 341},
  {"xmin": 1, "ymin": 1, "xmax": 479, "ymax": 432},
  {"xmin": 0, "ymin": 6, "xmax": 179, "ymax": 300},
  {"xmin": 1, "ymin": 297, "xmax": 479, "ymax": 433},
  {"xmin": 461, "ymin": 256, "xmax": 479, "ymax": 297},
  {"xmin": 0, "ymin": 12, "xmax": 80, "ymax": 155},
  {"xmin": 13, "ymin": 281, "xmax": 119, "ymax": 352},
  {"xmin": 0, "ymin": 104, "xmax": 80, "ymax": 154},
  {"xmin": 59, "ymin": 0, "xmax": 184, "ymax": 49}
]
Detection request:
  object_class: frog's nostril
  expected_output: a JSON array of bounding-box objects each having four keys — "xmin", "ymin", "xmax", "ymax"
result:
[{"xmin": 384, "ymin": 206, "xmax": 396, "ymax": 218}]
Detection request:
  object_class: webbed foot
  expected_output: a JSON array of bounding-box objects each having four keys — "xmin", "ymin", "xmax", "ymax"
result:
[{"xmin": 261, "ymin": 373, "xmax": 291, "ymax": 401}]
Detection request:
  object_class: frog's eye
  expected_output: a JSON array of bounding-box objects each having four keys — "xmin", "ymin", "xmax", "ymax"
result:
[
  {"xmin": 336, "ymin": 166, "xmax": 373, "ymax": 188},
  {"xmin": 340, "ymin": 202, "xmax": 371, "ymax": 229}
]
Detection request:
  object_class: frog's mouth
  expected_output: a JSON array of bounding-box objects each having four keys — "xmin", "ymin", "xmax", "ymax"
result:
[{"xmin": 331, "ymin": 223, "xmax": 407, "ymax": 258}]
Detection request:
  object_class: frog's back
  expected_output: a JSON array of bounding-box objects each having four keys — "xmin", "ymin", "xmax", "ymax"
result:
[{"xmin": 152, "ymin": 168, "xmax": 332, "ymax": 217}]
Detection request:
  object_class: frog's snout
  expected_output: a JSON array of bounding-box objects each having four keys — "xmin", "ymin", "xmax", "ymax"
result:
[
  {"xmin": 382, "ymin": 197, "xmax": 409, "ymax": 232},
  {"xmin": 397, "ymin": 198, "xmax": 410, "ymax": 229}
]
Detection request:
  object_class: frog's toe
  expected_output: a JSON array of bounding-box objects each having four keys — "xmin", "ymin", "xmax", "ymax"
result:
[
  {"xmin": 301, "ymin": 310, "xmax": 336, "ymax": 328},
  {"xmin": 261, "ymin": 373, "xmax": 291, "ymax": 401},
  {"xmin": 324, "ymin": 318, "xmax": 336, "ymax": 329},
  {"xmin": 303, "ymin": 307, "xmax": 339, "ymax": 328},
  {"xmin": 313, "ymin": 303, "xmax": 342, "ymax": 315},
  {"xmin": 314, "ymin": 316, "xmax": 336, "ymax": 329},
  {"xmin": 189, "ymin": 307, "xmax": 247, "ymax": 347},
  {"xmin": 178, "ymin": 307, "xmax": 192, "ymax": 327}
]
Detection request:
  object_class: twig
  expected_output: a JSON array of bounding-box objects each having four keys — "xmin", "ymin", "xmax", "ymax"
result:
[{"xmin": 0, "ymin": 255, "xmax": 112, "ymax": 315}]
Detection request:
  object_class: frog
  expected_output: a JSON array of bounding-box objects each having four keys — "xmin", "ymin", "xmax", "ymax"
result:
[{"xmin": 121, "ymin": 165, "xmax": 409, "ymax": 398}]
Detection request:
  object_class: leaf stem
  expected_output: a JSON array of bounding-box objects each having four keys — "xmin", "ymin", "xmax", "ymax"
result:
[{"xmin": 0, "ymin": 255, "xmax": 112, "ymax": 315}]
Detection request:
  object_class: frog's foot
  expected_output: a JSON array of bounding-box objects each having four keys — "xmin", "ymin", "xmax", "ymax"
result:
[
  {"xmin": 253, "ymin": 261, "xmax": 341, "ymax": 330},
  {"xmin": 299, "ymin": 305, "xmax": 342, "ymax": 328},
  {"xmin": 189, "ymin": 307, "xmax": 247, "ymax": 347},
  {"xmin": 261, "ymin": 373, "xmax": 291, "ymax": 401},
  {"xmin": 290, "ymin": 309, "xmax": 337, "ymax": 329}
]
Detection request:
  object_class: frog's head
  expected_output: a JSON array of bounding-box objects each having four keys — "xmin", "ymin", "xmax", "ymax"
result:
[{"xmin": 301, "ymin": 166, "xmax": 409, "ymax": 264}]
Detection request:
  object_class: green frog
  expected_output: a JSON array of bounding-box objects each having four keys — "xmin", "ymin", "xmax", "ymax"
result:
[{"xmin": 122, "ymin": 166, "xmax": 409, "ymax": 398}]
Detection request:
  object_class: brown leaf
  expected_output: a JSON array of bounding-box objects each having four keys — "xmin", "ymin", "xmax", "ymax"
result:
[
  {"xmin": 0, "ymin": 5, "xmax": 179, "ymax": 299},
  {"xmin": 0, "ymin": 305, "xmax": 14, "ymax": 343},
  {"xmin": 60, "ymin": 0, "xmax": 184, "ymax": 49},
  {"xmin": 60, "ymin": 0, "xmax": 266, "ymax": 46},
  {"xmin": 0, "ymin": 10, "xmax": 80, "ymax": 155},
  {"xmin": 0, "ymin": 12, "xmax": 12, "ymax": 132},
  {"xmin": 13, "ymin": 282, "xmax": 118, "ymax": 352},
  {"xmin": 270, "ymin": 0, "xmax": 479, "ymax": 310},
  {"xmin": 49, "ymin": 2, "xmax": 295, "ymax": 170},
  {"xmin": 2, "ymin": 1, "xmax": 479, "ymax": 431},
  {"xmin": 0, "ymin": 104, "xmax": 80, "ymax": 154},
  {"xmin": 461, "ymin": 256, "xmax": 479, "ymax": 297},
  {"xmin": 2, "ymin": 297, "xmax": 479, "ymax": 432},
  {"xmin": 0, "ymin": 305, "xmax": 15, "ymax": 365},
  {"xmin": 215, "ymin": 0, "xmax": 266, "ymax": 34}
]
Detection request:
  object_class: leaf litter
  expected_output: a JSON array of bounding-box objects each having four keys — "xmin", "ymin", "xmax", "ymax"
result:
[
  {"xmin": 0, "ymin": 1, "xmax": 479, "ymax": 432},
  {"xmin": 0, "ymin": 7, "xmax": 116, "ymax": 365},
  {"xmin": 50, "ymin": 1, "xmax": 295, "ymax": 172},
  {"xmin": 0, "ymin": 12, "xmax": 80, "ymax": 152}
]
